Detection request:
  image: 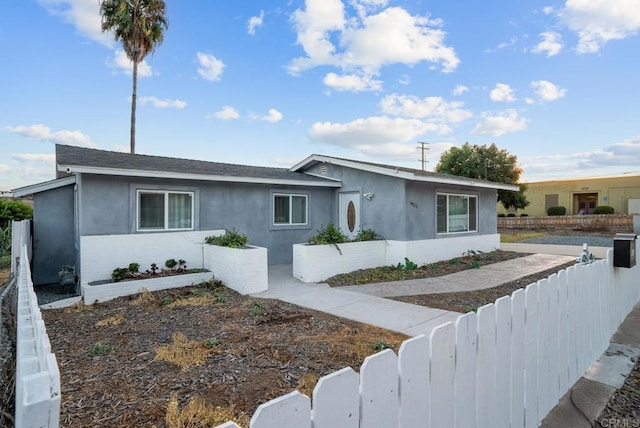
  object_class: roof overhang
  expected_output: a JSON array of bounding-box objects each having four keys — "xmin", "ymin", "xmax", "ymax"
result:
[
  {"xmin": 12, "ymin": 175, "xmax": 77, "ymax": 198},
  {"xmin": 58, "ymin": 164, "xmax": 342, "ymax": 188},
  {"xmin": 290, "ymin": 154, "xmax": 520, "ymax": 191}
]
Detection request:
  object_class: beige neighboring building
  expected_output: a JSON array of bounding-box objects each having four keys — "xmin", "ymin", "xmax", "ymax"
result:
[{"xmin": 498, "ymin": 172, "xmax": 640, "ymax": 217}]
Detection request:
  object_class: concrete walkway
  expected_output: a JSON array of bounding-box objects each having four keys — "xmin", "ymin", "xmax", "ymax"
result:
[{"xmin": 254, "ymin": 250, "xmax": 578, "ymax": 337}]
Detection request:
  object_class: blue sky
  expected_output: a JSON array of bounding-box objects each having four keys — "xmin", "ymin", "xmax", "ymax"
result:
[{"xmin": 2, "ymin": 0, "xmax": 640, "ymax": 191}]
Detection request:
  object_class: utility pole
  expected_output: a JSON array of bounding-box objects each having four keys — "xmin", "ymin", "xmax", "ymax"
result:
[{"xmin": 417, "ymin": 141, "xmax": 430, "ymax": 171}]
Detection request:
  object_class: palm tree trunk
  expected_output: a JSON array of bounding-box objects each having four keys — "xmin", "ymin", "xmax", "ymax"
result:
[{"xmin": 130, "ymin": 59, "xmax": 138, "ymax": 154}]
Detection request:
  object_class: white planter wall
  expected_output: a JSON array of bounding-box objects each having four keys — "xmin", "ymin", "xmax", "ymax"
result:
[
  {"xmin": 293, "ymin": 240, "xmax": 387, "ymax": 283},
  {"xmin": 204, "ymin": 245, "xmax": 268, "ymax": 294},
  {"xmin": 293, "ymin": 234, "xmax": 501, "ymax": 283},
  {"xmin": 83, "ymin": 271, "xmax": 214, "ymax": 304},
  {"xmin": 80, "ymin": 230, "xmax": 223, "ymax": 287}
]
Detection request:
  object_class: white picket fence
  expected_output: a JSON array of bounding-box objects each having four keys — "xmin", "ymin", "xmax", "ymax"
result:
[
  {"xmin": 13, "ymin": 222, "xmax": 61, "ymax": 427},
  {"xmin": 217, "ymin": 245, "xmax": 640, "ymax": 428}
]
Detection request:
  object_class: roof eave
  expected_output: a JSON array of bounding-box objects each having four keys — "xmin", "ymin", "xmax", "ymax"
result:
[
  {"xmin": 12, "ymin": 175, "xmax": 77, "ymax": 197},
  {"xmin": 58, "ymin": 165, "xmax": 342, "ymax": 188},
  {"xmin": 290, "ymin": 154, "xmax": 519, "ymax": 191}
]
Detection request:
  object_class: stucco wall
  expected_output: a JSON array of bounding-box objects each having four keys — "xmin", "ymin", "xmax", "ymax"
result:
[
  {"xmin": 78, "ymin": 174, "xmax": 335, "ymax": 264},
  {"xmin": 33, "ymin": 184, "xmax": 75, "ymax": 285}
]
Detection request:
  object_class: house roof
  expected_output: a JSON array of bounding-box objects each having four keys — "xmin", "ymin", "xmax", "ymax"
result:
[
  {"xmin": 12, "ymin": 175, "xmax": 76, "ymax": 198},
  {"xmin": 55, "ymin": 145, "xmax": 341, "ymax": 187},
  {"xmin": 290, "ymin": 154, "xmax": 520, "ymax": 191}
]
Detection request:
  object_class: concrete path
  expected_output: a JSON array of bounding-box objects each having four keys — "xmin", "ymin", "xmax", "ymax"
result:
[
  {"xmin": 254, "ymin": 250, "xmax": 577, "ymax": 337},
  {"xmin": 339, "ymin": 253, "xmax": 575, "ymax": 298}
]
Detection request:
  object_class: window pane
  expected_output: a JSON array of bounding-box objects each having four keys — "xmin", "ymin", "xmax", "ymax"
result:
[
  {"xmin": 469, "ymin": 196, "xmax": 477, "ymax": 231},
  {"xmin": 291, "ymin": 196, "xmax": 307, "ymax": 224},
  {"xmin": 436, "ymin": 194, "xmax": 447, "ymax": 233},
  {"xmin": 274, "ymin": 195, "xmax": 289, "ymax": 224},
  {"xmin": 448, "ymin": 195, "xmax": 468, "ymax": 232},
  {"xmin": 139, "ymin": 193, "xmax": 164, "ymax": 229},
  {"xmin": 168, "ymin": 193, "xmax": 192, "ymax": 229}
]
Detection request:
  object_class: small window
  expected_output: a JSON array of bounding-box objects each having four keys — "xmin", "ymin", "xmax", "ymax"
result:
[
  {"xmin": 273, "ymin": 194, "xmax": 307, "ymax": 225},
  {"xmin": 137, "ymin": 190, "xmax": 193, "ymax": 231},
  {"xmin": 436, "ymin": 193, "xmax": 478, "ymax": 234}
]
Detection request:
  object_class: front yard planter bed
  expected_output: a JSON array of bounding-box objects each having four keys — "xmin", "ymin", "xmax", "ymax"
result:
[
  {"xmin": 203, "ymin": 244, "xmax": 268, "ymax": 294},
  {"xmin": 84, "ymin": 270, "xmax": 213, "ymax": 303},
  {"xmin": 293, "ymin": 240, "xmax": 387, "ymax": 283}
]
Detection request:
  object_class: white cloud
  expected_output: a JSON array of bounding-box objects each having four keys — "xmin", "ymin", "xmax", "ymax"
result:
[
  {"xmin": 560, "ymin": 0, "xmax": 640, "ymax": 53},
  {"xmin": 542, "ymin": 6, "xmax": 554, "ymax": 15},
  {"xmin": 490, "ymin": 83, "xmax": 516, "ymax": 102},
  {"xmin": 138, "ymin": 96, "xmax": 186, "ymax": 109},
  {"xmin": 4, "ymin": 124, "xmax": 96, "ymax": 148},
  {"xmin": 196, "ymin": 52, "xmax": 225, "ymax": 81},
  {"xmin": 380, "ymin": 94, "xmax": 472, "ymax": 123},
  {"xmin": 248, "ymin": 10, "xmax": 265, "ymax": 35},
  {"xmin": 532, "ymin": 31, "xmax": 563, "ymax": 57},
  {"xmin": 309, "ymin": 116, "xmax": 445, "ymax": 152},
  {"xmin": 212, "ymin": 106, "xmax": 240, "ymax": 120},
  {"xmin": 531, "ymin": 80, "xmax": 567, "ymax": 102},
  {"xmin": 11, "ymin": 153, "xmax": 56, "ymax": 164},
  {"xmin": 452, "ymin": 85, "xmax": 469, "ymax": 96},
  {"xmin": 289, "ymin": 2, "xmax": 459, "ymax": 91},
  {"xmin": 109, "ymin": 50, "xmax": 153, "ymax": 77},
  {"xmin": 398, "ymin": 74, "xmax": 410, "ymax": 85},
  {"xmin": 577, "ymin": 136, "xmax": 640, "ymax": 167},
  {"xmin": 323, "ymin": 72, "xmax": 382, "ymax": 92},
  {"xmin": 37, "ymin": 0, "xmax": 112, "ymax": 46},
  {"xmin": 472, "ymin": 109, "xmax": 528, "ymax": 136},
  {"xmin": 253, "ymin": 109, "xmax": 283, "ymax": 123}
]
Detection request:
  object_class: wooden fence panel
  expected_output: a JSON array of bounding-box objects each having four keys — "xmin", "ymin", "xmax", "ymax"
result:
[
  {"xmin": 454, "ymin": 313, "xmax": 477, "ymax": 428},
  {"xmin": 476, "ymin": 305, "xmax": 497, "ymax": 427},
  {"xmin": 429, "ymin": 322, "xmax": 455, "ymax": 428},
  {"xmin": 524, "ymin": 283, "xmax": 539, "ymax": 427},
  {"xmin": 359, "ymin": 349, "xmax": 399, "ymax": 428},
  {"xmin": 511, "ymin": 289, "xmax": 526, "ymax": 428},
  {"xmin": 495, "ymin": 296, "xmax": 512, "ymax": 428},
  {"xmin": 250, "ymin": 391, "xmax": 311, "ymax": 428},
  {"xmin": 398, "ymin": 335, "xmax": 429, "ymax": 428},
  {"xmin": 312, "ymin": 367, "xmax": 359, "ymax": 428}
]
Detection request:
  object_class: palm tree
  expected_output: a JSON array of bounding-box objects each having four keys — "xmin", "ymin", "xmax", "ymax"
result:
[{"xmin": 100, "ymin": 0, "xmax": 168, "ymax": 154}]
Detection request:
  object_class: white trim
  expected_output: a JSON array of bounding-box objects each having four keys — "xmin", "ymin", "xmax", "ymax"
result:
[
  {"xmin": 436, "ymin": 192, "xmax": 478, "ymax": 234},
  {"xmin": 58, "ymin": 164, "xmax": 341, "ymax": 187},
  {"xmin": 290, "ymin": 154, "xmax": 519, "ymax": 191},
  {"xmin": 12, "ymin": 175, "xmax": 76, "ymax": 197},
  {"xmin": 273, "ymin": 193, "xmax": 308, "ymax": 226},
  {"xmin": 136, "ymin": 189, "xmax": 195, "ymax": 232}
]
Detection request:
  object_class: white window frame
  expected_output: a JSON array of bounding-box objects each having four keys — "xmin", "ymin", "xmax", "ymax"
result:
[
  {"xmin": 272, "ymin": 193, "xmax": 308, "ymax": 226},
  {"xmin": 136, "ymin": 189, "xmax": 195, "ymax": 232},
  {"xmin": 436, "ymin": 192, "xmax": 478, "ymax": 234}
]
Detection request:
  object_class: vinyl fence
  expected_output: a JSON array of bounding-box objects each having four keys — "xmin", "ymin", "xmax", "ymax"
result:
[
  {"xmin": 218, "ymin": 245, "xmax": 640, "ymax": 428},
  {"xmin": 13, "ymin": 220, "xmax": 61, "ymax": 427}
]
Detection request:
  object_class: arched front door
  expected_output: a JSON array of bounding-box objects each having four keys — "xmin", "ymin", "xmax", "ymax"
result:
[{"xmin": 339, "ymin": 191, "xmax": 361, "ymax": 239}]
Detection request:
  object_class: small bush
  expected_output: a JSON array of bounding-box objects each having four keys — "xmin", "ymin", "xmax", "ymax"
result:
[
  {"xmin": 354, "ymin": 228, "xmax": 379, "ymax": 241},
  {"xmin": 395, "ymin": 257, "xmax": 417, "ymax": 271},
  {"xmin": 371, "ymin": 339, "xmax": 393, "ymax": 351},
  {"xmin": 594, "ymin": 205, "xmax": 614, "ymax": 214},
  {"xmin": 547, "ymin": 206, "xmax": 566, "ymax": 216},
  {"xmin": 0, "ymin": 255, "xmax": 10, "ymax": 270},
  {"xmin": 507, "ymin": 213, "xmax": 516, "ymax": 217},
  {"xmin": 202, "ymin": 338, "xmax": 222, "ymax": 348},
  {"xmin": 497, "ymin": 213, "xmax": 506, "ymax": 217},
  {"xmin": 89, "ymin": 342, "xmax": 112, "ymax": 356},
  {"xmin": 520, "ymin": 213, "xmax": 529, "ymax": 217},
  {"xmin": 128, "ymin": 262, "xmax": 140, "ymax": 273},
  {"xmin": 165, "ymin": 259, "xmax": 177, "ymax": 269},
  {"xmin": 310, "ymin": 223, "xmax": 347, "ymax": 245},
  {"xmin": 111, "ymin": 267, "xmax": 133, "ymax": 282},
  {"xmin": 205, "ymin": 228, "xmax": 248, "ymax": 248}
]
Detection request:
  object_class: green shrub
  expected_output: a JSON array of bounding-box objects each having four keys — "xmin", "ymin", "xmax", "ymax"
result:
[
  {"xmin": 520, "ymin": 213, "xmax": 529, "ymax": 217},
  {"xmin": 594, "ymin": 205, "xmax": 614, "ymax": 214},
  {"xmin": 507, "ymin": 213, "xmax": 516, "ymax": 217},
  {"xmin": 165, "ymin": 259, "xmax": 177, "ymax": 269},
  {"xmin": 128, "ymin": 262, "xmax": 140, "ymax": 273},
  {"xmin": 0, "ymin": 255, "xmax": 10, "ymax": 270},
  {"xmin": 371, "ymin": 340, "xmax": 393, "ymax": 351},
  {"xmin": 205, "ymin": 228, "xmax": 248, "ymax": 248},
  {"xmin": 111, "ymin": 267, "xmax": 133, "ymax": 282},
  {"xmin": 354, "ymin": 228, "xmax": 379, "ymax": 241},
  {"xmin": 497, "ymin": 213, "xmax": 506, "ymax": 218},
  {"xmin": 89, "ymin": 342, "xmax": 112, "ymax": 356},
  {"xmin": 547, "ymin": 206, "xmax": 566, "ymax": 216},
  {"xmin": 395, "ymin": 257, "xmax": 417, "ymax": 271},
  {"xmin": 0, "ymin": 225, "xmax": 10, "ymax": 257},
  {"xmin": 309, "ymin": 224, "xmax": 347, "ymax": 245},
  {"xmin": 0, "ymin": 199, "xmax": 33, "ymax": 228}
]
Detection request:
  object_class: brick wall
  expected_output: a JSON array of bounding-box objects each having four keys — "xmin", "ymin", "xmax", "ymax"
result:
[{"xmin": 498, "ymin": 214, "xmax": 633, "ymax": 232}]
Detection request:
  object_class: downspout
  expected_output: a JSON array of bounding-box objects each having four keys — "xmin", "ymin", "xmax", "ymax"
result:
[{"xmin": 74, "ymin": 174, "xmax": 82, "ymax": 295}]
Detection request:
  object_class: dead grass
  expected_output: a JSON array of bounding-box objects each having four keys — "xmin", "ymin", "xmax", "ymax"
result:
[
  {"xmin": 130, "ymin": 288, "xmax": 158, "ymax": 306},
  {"xmin": 500, "ymin": 232, "xmax": 545, "ymax": 243},
  {"xmin": 153, "ymin": 332, "xmax": 211, "ymax": 370},
  {"xmin": 296, "ymin": 373, "xmax": 320, "ymax": 398},
  {"xmin": 95, "ymin": 315, "xmax": 124, "ymax": 327},
  {"xmin": 165, "ymin": 394, "xmax": 250, "ymax": 428},
  {"xmin": 63, "ymin": 302, "xmax": 94, "ymax": 314},
  {"xmin": 168, "ymin": 295, "xmax": 214, "ymax": 308}
]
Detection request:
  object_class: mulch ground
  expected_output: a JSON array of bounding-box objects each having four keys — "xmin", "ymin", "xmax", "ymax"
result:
[{"xmin": 42, "ymin": 282, "xmax": 408, "ymax": 427}]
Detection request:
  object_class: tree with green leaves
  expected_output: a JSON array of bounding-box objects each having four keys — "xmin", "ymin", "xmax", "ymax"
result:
[
  {"xmin": 0, "ymin": 199, "xmax": 33, "ymax": 228},
  {"xmin": 100, "ymin": 0, "xmax": 168, "ymax": 154},
  {"xmin": 435, "ymin": 142, "xmax": 530, "ymax": 211}
]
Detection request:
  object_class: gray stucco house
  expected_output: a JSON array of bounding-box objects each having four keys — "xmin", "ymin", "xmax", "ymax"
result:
[{"xmin": 13, "ymin": 144, "xmax": 517, "ymax": 288}]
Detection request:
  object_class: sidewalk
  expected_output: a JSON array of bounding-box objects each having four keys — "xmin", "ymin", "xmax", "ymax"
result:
[{"xmin": 255, "ymin": 251, "xmax": 576, "ymax": 337}]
